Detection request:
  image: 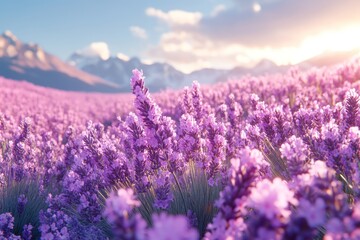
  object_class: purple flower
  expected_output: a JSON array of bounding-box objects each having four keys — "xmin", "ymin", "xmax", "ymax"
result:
[
  {"xmin": 39, "ymin": 195, "xmax": 71, "ymax": 240},
  {"xmin": 17, "ymin": 194, "xmax": 28, "ymax": 215},
  {"xmin": 191, "ymin": 81, "xmax": 204, "ymax": 123},
  {"xmin": 205, "ymin": 114, "xmax": 227, "ymax": 185},
  {"xmin": 153, "ymin": 172, "xmax": 173, "ymax": 210},
  {"xmin": 248, "ymin": 178, "xmax": 298, "ymax": 219},
  {"xmin": 147, "ymin": 213, "xmax": 199, "ymax": 240},
  {"xmin": 104, "ymin": 188, "xmax": 140, "ymax": 222},
  {"xmin": 343, "ymin": 88, "xmax": 359, "ymax": 130},
  {"xmin": 297, "ymin": 198, "xmax": 326, "ymax": 227},
  {"xmin": 124, "ymin": 112, "xmax": 149, "ymax": 193},
  {"xmin": 0, "ymin": 213, "xmax": 15, "ymax": 238},
  {"xmin": 178, "ymin": 113, "xmax": 203, "ymax": 163},
  {"xmin": 103, "ymin": 188, "xmax": 146, "ymax": 240},
  {"xmin": 206, "ymin": 148, "xmax": 266, "ymax": 239},
  {"xmin": 182, "ymin": 87, "xmax": 194, "ymax": 114},
  {"xmin": 22, "ymin": 224, "xmax": 33, "ymax": 240},
  {"xmin": 131, "ymin": 69, "xmax": 162, "ymax": 129},
  {"xmin": 280, "ymin": 135, "xmax": 310, "ymax": 176}
]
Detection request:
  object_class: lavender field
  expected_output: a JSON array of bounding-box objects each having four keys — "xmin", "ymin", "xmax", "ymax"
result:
[{"xmin": 1, "ymin": 58, "xmax": 360, "ymax": 240}]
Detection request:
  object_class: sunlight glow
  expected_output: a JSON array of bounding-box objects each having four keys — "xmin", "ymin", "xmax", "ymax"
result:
[
  {"xmin": 253, "ymin": 3, "xmax": 262, "ymax": 13},
  {"xmin": 252, "ymin": 24, "xmax": 360, "ymax": 67},
  {"xmin": 148, "ymin": 24, "xmax": 360, "ymax": 73}
]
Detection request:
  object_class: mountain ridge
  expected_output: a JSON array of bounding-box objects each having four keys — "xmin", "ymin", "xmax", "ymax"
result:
[{"xmin": 0, "ymin": 31, "xmax": 119, "ymax": 92}]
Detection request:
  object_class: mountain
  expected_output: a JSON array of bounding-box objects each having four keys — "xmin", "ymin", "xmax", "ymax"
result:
[
  {"xmin": 69, "ymin": 53, "xmax": 186, "ymax": 92},
  {"xmin": 0, "ymin": 31, "xmax": 119, "ymax": 92},
  {"xmin": 70, "ymin": 50, "xmax": 297, "ymax": 92},
  {"xmin": 299, "ymin": 49, "xmax": 360, "ymax": 68},
  {"xmin": 185, "ymin": 68, "xmax": 228, "ymax": 85},
  {"xmin": 69, "ymin": 54, "xmax": 283, "ymax": 91}
]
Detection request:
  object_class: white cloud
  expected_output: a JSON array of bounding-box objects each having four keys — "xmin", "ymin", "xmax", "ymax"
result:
[
  {"xmin": 76, "ymin": 42, "xmax": 110, "ymax": 60},
  {"xmin": 146, "ymin": 7, "xmax": 202, "ymax": 26},
  {"xmin": 146, "ymin": 24, "xmax": 360, "ymax": 73},
  {"xmin": 130, "ymin": 26, "xmax": 148, "ymax": 39},
  {"xmin": 147, "ymin": 31, "xmax": 247, "ymax": 73},
  {"xmin": 143, "ymin": 1, "xmax": 360, "ymax": 73},
  {"xmin": 201, "ymin": 0, "xmax": 360, "ymax": 47},
  {"xmin": 211, "ymin": 4, "xmax": 226, "ymax": 16},
  {"xmin": 116, "ymin": 52, "xmax": 130, "ymax": 61}
]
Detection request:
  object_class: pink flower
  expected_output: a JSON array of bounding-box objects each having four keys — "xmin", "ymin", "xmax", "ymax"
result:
[
  {"xmin": 248, "ymin": 178, "xmax": 297, "ymax": 219},
  {"xmin": 309, "ymin": 160, "xmax": 328, "ymax": 178},
  {"xmin": 147, "ymin": 213, "xmax": 198, "ymax": 240},
  {"xmin": 238, "ymin": 147, "xmax": 268, "ymax": 168},
  {"xmin": 103, "ymin": 188, "xmax": 140, "ymax": 223}
]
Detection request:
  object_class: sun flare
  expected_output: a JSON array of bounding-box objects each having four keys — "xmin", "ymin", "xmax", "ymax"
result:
[
  {"xmin": 293, "ymin": 24, "xmax": 360, "ymax": 63},
  {"xmin": 252, "ymin": 24, "xmax": 360, "ymax": 67}
]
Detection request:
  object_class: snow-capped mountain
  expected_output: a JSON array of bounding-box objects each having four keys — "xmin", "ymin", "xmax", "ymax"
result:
[
  {"xmin": 68, "ymin": 53, "xmax": 188, "ymax": 92},
  {"xmin": 69, "ymin": 51, "xmax": 289, "ymax": 92},
  {"xmin": 0, "ymin": 31, "xmax": 119, "ymax": 92}
]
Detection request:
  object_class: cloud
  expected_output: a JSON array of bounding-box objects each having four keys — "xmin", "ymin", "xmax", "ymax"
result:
[
  {"xmin": 211, "ymin": 4, "xmax": 226, "ymax": 17},
  {"xmin": 149, "ymin": 22, "xmax": 360, "ymax": 73},
  {"xmin": 76, "ymin": 42, "xmax": 110, "ymax": 60},
  {"xmin": 146, "ymin": 31, "xmax": 259, "ymax": 73},
  {"xmin": 200, "ymin": 0, "xmax": 360, "ymax": 47},
  {"xmin": 130, "ymin": 26, "xmax": 148, "ymax": 39},
  {"xmin": 146, "ymin": 7, "xmax": 202, "ymax": 26},
  {"xmin": 116, "ymin": 52, "xmax": 130, "ymax": 61},
  {"xmin": 144, "ymin": 1, "xmax": 360, "ymax": 73}
]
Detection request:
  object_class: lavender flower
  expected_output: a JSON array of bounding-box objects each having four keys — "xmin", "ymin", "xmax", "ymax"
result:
[
  {"xmin": 103, "ymin": 188, "xmax": 146, "ymax": 240},
  {"xmin": 39, "ymin": 194, "xmax": 71, "ymax": 240},
  {"xmin": 147, "ymin": 213, "xmax": 199, "ymax": 240},
  {"xmin": 17, "ymin": 194, "xmax": 28, "ymax": 215},
  {"xmin": 280, "ymin": 135, "xmax": 310, "ymax": 176},
  {"xmin": 124, "ymin": 112, "xmax": 150, "ymax": 193},
  {"xmin": 248, "ymin": 178, "xmax": 298, "ymax": 219},
  {"xmin": 182, "ymin": 87, "xmax": 194, "ymax": 114},
  {"xmin": 153, "ymin": 172, "xmax": 173, "ymax": 209},
  {"xmin": 191, "ymin": 81, "xmax": 204, "ymax": 123},
  {"xmin": 343, "ymin": 88, "xmax": 359, "ymax": 130},
  {"xmin": 178, "ymin": 113, "xmax": 204, "ymax": 164},
  {"xmin": 205, "ymin": 148, "xmax": 268, "ymax": 239},
  {"xmin": 11, "ymin": 117, "xmax": 32, "ymax": 182},
  {"xmin": 131, "ymin": 69, "xmax": 162, "ymax": 130},
  {"xmin": 205, "ymin": 114, "xmax": 227, "ymax": 185},
  {"xmin": 22, "ymin": 224, "xmax": 33, "ymax": 240},
  {"xmin": 297, "ymin": 198, "xmax": 326, "ymax": 228},
  {"xmin": 0, "ymin": 213, "xmax": 15, "ymax": 238},
  {"xmin": 130, "ymin": 69, "xmax": 183, "ymax": 209}
]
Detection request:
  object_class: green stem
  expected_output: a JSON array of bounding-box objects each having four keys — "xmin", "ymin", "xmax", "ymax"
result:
[{"xmin": 172, "ymin": 172, "xmax": 187, "ymax": 212}]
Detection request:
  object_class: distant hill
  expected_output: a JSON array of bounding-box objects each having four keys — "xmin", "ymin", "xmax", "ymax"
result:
[
  {"xmin": 68, "ymin": 54, "xmax": 289, "ymax": 92},
  {"xmin": 69, "ymin": 54, "xmax": 186, "ymax": 92},
  {"xmin": 0, "ymin": 31, "xmax": 119, "ymax": 92},
  {"xmin": 299, "ymin": 49, "xmax": 360, "ymax": 68}
]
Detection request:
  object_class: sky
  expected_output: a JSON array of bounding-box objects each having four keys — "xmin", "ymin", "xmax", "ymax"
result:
[{"xmin": 1, "ymin": 0, "xmax": 360, "ymax": 73}]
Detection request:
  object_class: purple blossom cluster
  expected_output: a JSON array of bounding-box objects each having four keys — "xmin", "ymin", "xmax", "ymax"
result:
[{"xmin": 0, "ymin": 57, "xmax": 360, "ymax": 239}]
